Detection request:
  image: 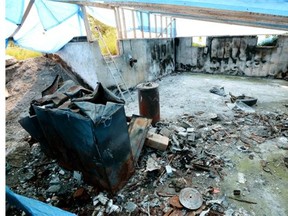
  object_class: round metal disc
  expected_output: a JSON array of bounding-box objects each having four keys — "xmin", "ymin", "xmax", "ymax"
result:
[{"xmin": 179, "ymin": 188, "xmax": 203, "ymax": 210}]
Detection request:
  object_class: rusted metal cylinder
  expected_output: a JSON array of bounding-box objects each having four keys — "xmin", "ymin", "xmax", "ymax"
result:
[{"xmin": 137, "ymin": 82, "xmax": 160, "ymax": 125}]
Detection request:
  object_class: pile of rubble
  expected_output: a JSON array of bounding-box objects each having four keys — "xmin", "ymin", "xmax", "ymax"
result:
[{"xmin": 6, "ymin": 105, "xmax": 288, "ymax": 215}]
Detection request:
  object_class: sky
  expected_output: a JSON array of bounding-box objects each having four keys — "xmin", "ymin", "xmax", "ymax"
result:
[
  {"xmin": 176, "ymin": 18, "xmax": 286, "ymax": 37},
  {"xmin": 88, "ymin": 7, "xmax": 286, "ymax": 38}
]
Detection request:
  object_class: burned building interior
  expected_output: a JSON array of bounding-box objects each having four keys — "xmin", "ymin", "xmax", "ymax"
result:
[{"xmin": 5, "ymin": 0, "xmax": 288, "ymax": 216}]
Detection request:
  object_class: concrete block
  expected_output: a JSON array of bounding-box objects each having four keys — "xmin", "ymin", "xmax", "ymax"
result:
[{"xmin": 145, "ymin": 132, "xmax": 169, "ymax": 151}]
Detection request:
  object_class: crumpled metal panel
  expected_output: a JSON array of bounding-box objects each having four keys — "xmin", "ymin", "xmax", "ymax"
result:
[{"xmin": 19, "ymin": 78, "xmax": 134, "ymax": 194}]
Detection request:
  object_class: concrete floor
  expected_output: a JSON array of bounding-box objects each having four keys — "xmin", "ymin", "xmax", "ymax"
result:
[
  {"xmin": 125, "ymin": 73, "xmax": 288, "ymax": 119},
  {"xmin": 124, "ymin": 73, "xmax": 288, "ymax": 215}
]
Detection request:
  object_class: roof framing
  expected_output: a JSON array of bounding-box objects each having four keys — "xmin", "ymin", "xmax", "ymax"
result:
[{"xmin": 51, "ymin": 0, "xmax": 288, "ymax": 31}]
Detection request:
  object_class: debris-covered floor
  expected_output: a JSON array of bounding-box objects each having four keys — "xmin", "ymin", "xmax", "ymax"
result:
[{"xmin": 6, "ymin": 57, "xmax": 288, "ymax": 216}]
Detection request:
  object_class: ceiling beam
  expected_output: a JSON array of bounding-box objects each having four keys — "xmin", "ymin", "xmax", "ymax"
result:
[{"xmin": 51, "ymin": 0, "xmax": 288, "ymax": 30}]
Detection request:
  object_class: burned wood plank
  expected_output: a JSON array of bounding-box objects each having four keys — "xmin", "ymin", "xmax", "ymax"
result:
[{"xmin": 128, "ymin": 115, "xmax": 152, "ymax": 165}]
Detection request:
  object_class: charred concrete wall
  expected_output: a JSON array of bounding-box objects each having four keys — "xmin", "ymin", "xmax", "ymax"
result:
[
  {"xmin": 57, "ymin": 35, "xmax": 287, "ymax": 90},
  {"xmin": 57, "ymin": 38, "xmax": 175, "ymax": 89},
  {"xmin": 176, "ymin": 35, "xmax": 288, "ymax": 78},
  {"xmin": 117, "ymin": 38, "xmax": 175, "ymax": 87}
]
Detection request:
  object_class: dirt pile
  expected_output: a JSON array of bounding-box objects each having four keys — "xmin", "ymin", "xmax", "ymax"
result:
[{"xmin": 5, "ymin": 56, "xmax": 74, "ymax": 154}]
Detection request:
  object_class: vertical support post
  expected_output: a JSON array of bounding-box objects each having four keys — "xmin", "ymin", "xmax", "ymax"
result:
[
  {"xmin": 81, "ymin": 5, "xmax": 93, "ymax": 42},
  {"xmin": 154, "ymin": 14, "xmax": 157, "ymax": 37},
  {"xmin": 165, "ymin": 16, "xmax": 168, "ymax": 38},
  {"xmin": 114, "ymin": 7, "xmax": 122, "ymax": 40},
  {"xmin": 115, "ymin": 7, "xmax": 123, "ymax": 39},
  {"xmin": 173, "ymin": 18, "xmax": 176, "ymax": 38},
  {"xmin": 132, "ymin": 9, "xmax": 136, "ymax": 38},
  {"xmin": 148, "ymin": 12, "xmax": 151, "ymax": 38},
  {"xmin": 160, "ymin": 15, "xmax": 163, "ymax": 38},
  {"xmin": 121, "ymin": 8, "xmax": 127, "ymax": 39},
  {"xmin": 140, "ymin": 12, "xmax": 144, "ymax": 38},
  {"xmin": 113, "ymin": 7, "xmax": 121, "ymax": 54},
  {"xmin": 170, "ymin": 17, "xmax": 173, "ymax": 38}
]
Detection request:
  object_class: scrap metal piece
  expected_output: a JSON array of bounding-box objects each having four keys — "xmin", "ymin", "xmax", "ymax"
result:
[{"xmin": 179, "ymin": 188, "xmax": 203, "ymax": 210}]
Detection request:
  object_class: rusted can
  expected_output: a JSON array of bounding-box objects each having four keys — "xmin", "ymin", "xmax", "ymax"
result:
[{"xmin": 137, "ymin": 82, "xmax": 160, "ymax": 125}]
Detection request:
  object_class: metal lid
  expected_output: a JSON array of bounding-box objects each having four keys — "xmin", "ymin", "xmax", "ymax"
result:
[
  {"xmin": 137, "ymin": 82, "xmax": 159, "ymax": 90},
  {"xmin": 179, "ymin": 188, "xmax": 203, "ymax": 210}
]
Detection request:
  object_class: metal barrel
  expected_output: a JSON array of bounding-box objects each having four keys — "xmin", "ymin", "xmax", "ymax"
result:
[{"xmin": 137, "ymin": 82, "xmax": 160, "ymax": 125}]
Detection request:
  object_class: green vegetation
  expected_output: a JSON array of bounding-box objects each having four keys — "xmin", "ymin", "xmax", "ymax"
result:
[
  {"xmin": 88, "ymin": 15, "xmax": 118, "ymax": 55},
  {"xmin": 192, "ymin": 36, "xmax": 206, "ymax": 47},
  {"xmin": 5, "ymin": 41, "xmax": 42, "ymax": 60}
]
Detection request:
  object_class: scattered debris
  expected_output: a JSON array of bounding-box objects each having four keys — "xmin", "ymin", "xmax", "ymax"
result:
[
  {"xmin": 209, "ymin": 86, "xmax": 227, "ymax": 97},
  {"xmin": 6, "ymin": 71, "xmax": 288, "ymax": 215},
  {"xmin": 276, "ymin": 137, "xmax": 288, "ymax": 150},
  {"xmin": 233, "ymin": 190, "xmax": 241, "ymax": 196},
  {"xmin": 228, "ymin": 196, "xmax": 257, "ymax": 204},
  {"xmin": 146, "ymin": 154, "xmax": 161, "ymax": 172},
  {"xmin": 229, "ymin": 92, "xmax": 257, "ymax": 106},
  {"xmin": 234, "ymin": 101, "xmax": 255, "ymax": 113}
]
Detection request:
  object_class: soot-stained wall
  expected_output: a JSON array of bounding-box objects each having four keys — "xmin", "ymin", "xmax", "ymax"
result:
[
  {"xmin": 118, "ymin": 38, "xmax": 175, "ymax": 87},
  {"xmin": 175, "ymin": 35, "xmax": 288, "ymax": 78}
]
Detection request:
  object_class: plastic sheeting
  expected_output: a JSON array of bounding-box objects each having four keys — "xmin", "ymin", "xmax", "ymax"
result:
[
  {"xmin": 6, "ymin": 186, "xmax": 76, "ymax": 216},
  {"xmin": 5, "ymin": 0, "xmax": 86, "ymax": 53}
]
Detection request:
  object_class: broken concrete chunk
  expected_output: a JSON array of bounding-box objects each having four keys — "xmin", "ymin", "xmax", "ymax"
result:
[
  {"xmin": 171, "ymin": 134, "xmax": 180, "ymax": 147},
  {"xmin": 160, "ymin": 127, "xmax": 173, "ymax": 137},
  {"xmin": 187, "ymin": 134, "xmax": 196, "ymax": 142},
  {"xmin": 145, "ymin": 132, "xmax": 169, "ymax": 151},
  {"xmin": 106, "ymin": 199, "xmax": 122, "ymax": 214},
  {"xmin": 186, "ymin": 128, "xmax": 195, "ymax": 133},
  {"xmin": 276, "ymin": 137, "xmax": 288, "ymax": 150},
  {"xmin": 124, "ymin": 202, "xmax": 137, "ymax": 212},
  {"xmin": 165, "ymin": 165, "xmax": 176, "ymax": 177},
  {"xmin": 59, "ymin": 169, "xmax": 65, "ymax": 175},
  {"xmin": 238, "ymin": 172, "xmax": 246, "ymax": 184},
  {"xmin": 47, "ymin": 184, "xmax": 61, "ymax": 193},
  {"xmin": 49, "ymin": 176, "xmax": 60, "ymax": 185},
  {"xmin": 146, "ymin": 154, "xmax": 161, "ymax": 172},
  {"xmin": 234, "ymin": 101, "xmax": 255, "ymax": 113},
  {"xmin": 171, "ymin": 125, "xmax": 186, "ymax": 133},
  {"xmin": 178, "ymin": 131, "xmax": 188, "ymax": 137},
  {"xmin": 73, "ymin": 171, "xmax": 82, "ymax": 183},
  {"xmin": 93, "ymin": 192, "xmax": 108, "ymax": 206}
]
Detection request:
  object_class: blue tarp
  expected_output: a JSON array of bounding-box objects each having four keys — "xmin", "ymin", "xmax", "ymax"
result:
[
  {"xmin": 6, "ymin": 186, "xmax": 76, "ymax": 216},
  {"xmin": 5, "ymin": 0, "xmax": 86, "ymax": 53}
]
